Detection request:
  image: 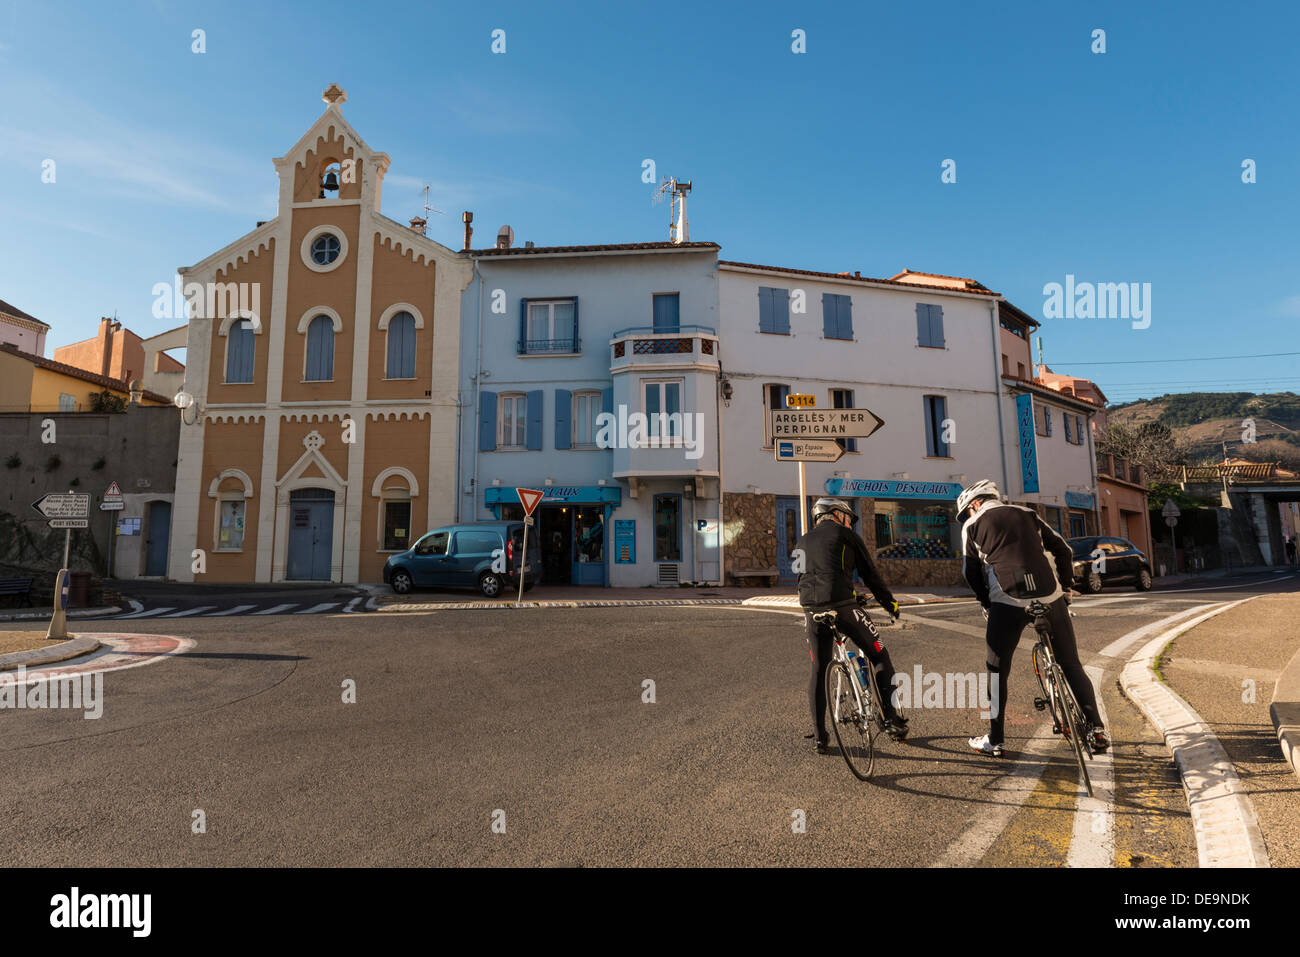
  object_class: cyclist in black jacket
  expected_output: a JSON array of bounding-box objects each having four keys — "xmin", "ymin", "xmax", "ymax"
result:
[
  {"xmin": 797, "ymin": 497, "xmax": 907, "ymax": 754},
  {"xmin": 957, "ymin": 480, "xmax": 1109, "ymax": 757}
]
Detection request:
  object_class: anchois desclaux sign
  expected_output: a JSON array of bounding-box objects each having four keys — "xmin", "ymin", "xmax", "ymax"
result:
[{"xmin": 1015, "ymin": 394, "xmax": 1040, "ymax": 494}]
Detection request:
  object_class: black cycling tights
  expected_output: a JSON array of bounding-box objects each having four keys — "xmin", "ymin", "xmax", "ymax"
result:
[
  {"xmin": 805, "ymin": 605, "xmax": 900, "ymax": 742},
  {"xmin": 985, "ymin": 598, "xmax": 1102, "ymax": 745}
]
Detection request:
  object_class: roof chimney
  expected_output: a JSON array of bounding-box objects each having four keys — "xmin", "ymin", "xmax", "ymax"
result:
[
  {"xmin": 496, "ymin": 225, "xmax": 514, "ymax": 250},
  {"xmin": 408, "ymin": 216, "xmax": 427, "ymax": 235},
  {"xmin": 462, "ymin": 211, "xmax": 473, "ymax": 251}
]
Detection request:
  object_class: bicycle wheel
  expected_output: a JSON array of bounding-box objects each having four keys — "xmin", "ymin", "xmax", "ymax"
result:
[
  {"xmin": 1051, "ymin": 664, "xmax": 1094, "ymax": 798},
  {"xmin": 825, "ymin": 661, "xmax": 875, "ymax": 780},
  {"xmin": 1032, "ymin": 644, "xmax": 1063, "ymax": 733}
]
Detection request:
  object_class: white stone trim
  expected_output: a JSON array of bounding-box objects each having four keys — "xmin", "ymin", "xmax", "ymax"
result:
[
  {"xmin": 371, "ymin": 466, "xmax": 420, "ymax": 498},
  {"xmin": 297, "ymin": 306, "xmax": 344, "ymax": 333},
  {"xmin": 376, "ymin": 302, "xmax": 424, "ymax": 330},
  {"xmin": 300, "ymin": 224, "xmax": 349, "ymax": 274},
  {"xmin": 217, "ymin": 311, "xmax": 263, "ymax": 335},
  {"xmin": 207, "ymin": 468, "xmax": 255, "ymax": 498}
]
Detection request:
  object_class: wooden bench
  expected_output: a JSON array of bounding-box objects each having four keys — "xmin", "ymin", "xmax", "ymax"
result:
[
  {"xmin": 731, "ymin": 568, "xmax": 779, "ymax": 587},
  {"xmin": 0, "ymin": 577, "xmax": 35, "ymax": 607}
]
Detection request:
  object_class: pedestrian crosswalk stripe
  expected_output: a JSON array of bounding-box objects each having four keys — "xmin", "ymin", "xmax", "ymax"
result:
[
  {"xmin": 202, "ymin": 604, "xmax": 257, "ymax": 616},
  {"xmin": 296, "ymin": 602, "xmax": 339, "ymax": 614},
  {"xmin": 119, "ymin": 607, "xmax": 174, "ymax": 619},
  {"xmin": 161, "ymin": 606, "xmax": 218, "ymax": 617},
  {"xmin": 251, "ymin": 603, "xmax": 298, "ymax": 615}
]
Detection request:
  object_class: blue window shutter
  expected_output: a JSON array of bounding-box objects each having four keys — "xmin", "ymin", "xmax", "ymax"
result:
[
  {"xmin": 525, "ymin": 389, "xmax": 543, "ymax": 450},
  {"xmin": 758, "ymin": 287, "xmax": 773, "ymax": 333},
  {"xmin": 571, "ymin": 297, "xmax": 580, "ymax": 351},
  {"xmin": 519, "ymin": 299, "xmax": 528, "ymax": 353},
  {"xmin": 555, "ymin": 389, "xmax": 572, "ymax": 450},
  {"xmin": 822, "ymin": 293, "xmax": 835, "ymax": 337},
  {"xmin": 479, "ymin": 391, "xmax": 498, "ymax": 451},
  {"xmin": 916, "ymin": 304, "xmax": 930, "ymax": 347},
  {"xmin": 923, "ymin": 397, "xmax": 936, "ymax": 457},
  {"xmin": 930, "ymin": 305, "xmax": 945, "ymax": 348},
  {"xmin": 774, "ymin": 288, "xmax": 790, "ymax": 334},
  {"xmin": 840, "ymin": 296, "xmax": 853, "ymax": 339},
  {"xmin": 653, "ymin": 293, "xmax": 680, "ymax": 333},
  {"xmin": 601, "ymin": 386, "xmax": 613, "ymax": 416}
]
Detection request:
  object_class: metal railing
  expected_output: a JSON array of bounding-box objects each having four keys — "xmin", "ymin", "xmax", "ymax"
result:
[{"xmin": 518, "ymin": 337, "xmax": 581, "ymax": 355}]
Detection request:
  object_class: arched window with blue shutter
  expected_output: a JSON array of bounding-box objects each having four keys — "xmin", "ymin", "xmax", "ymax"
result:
[
  {"xmin": 225, "ymin": 319, "xmax": 255, "ymax": 383},
  {"xmin": 304, "ymin": 314, "xmax": 335, "ymax": 381},
  {"xmin": 386, "ymin": 311, "xmax": 416, "ymax": 379}
]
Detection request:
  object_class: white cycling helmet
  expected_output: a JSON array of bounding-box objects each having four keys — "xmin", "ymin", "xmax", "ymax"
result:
[
  {"xmin": 956, "ymin": 479, "xmax": 1000, "ymax": 516},
  {"xmin": 812, "ymin": 497, "xmax": 858, "ymax": 525}
]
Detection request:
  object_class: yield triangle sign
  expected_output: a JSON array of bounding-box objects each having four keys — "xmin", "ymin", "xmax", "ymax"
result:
[
  {"xmin": 517, "ymin": 487, "xmax": 544, "ymax": 517},
  {"xmin": 105, "ymin": 481, "xmax": 122, "ymax": 496}
]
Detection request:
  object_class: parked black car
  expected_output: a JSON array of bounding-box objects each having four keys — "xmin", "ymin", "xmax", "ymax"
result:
[{"xmin": 1067, "ymin": 536, "xmax": 1153, "ymax": 592}]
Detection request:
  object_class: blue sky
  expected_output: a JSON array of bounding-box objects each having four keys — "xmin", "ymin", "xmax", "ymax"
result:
[{"xmin": 1, "ymin": 0, "xmax": 1297, "ymax": 404}]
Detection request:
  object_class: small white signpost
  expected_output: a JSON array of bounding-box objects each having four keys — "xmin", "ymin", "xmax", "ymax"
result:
[
  {"xmin": 516, "ymin": 488, "xmax": 544, "ymax": 601},
  {"xmin": 1162, "ymin": 499, "xmax": 1181, "ymax": 574},
  {"xmin": 32, "ymin": 491, "xmax": 90, "ymax": 639}
]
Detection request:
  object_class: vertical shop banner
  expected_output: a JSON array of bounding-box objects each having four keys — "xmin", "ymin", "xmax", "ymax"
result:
[
  {"xmin": 1015, "ymin": 394, "xmax": 1040, "ymax": 494},
  {"xmin": 614, "ymin": 519, "xmax": 636, "ymax": 564}
]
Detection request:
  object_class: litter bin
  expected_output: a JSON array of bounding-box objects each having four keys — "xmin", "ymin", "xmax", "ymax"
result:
[{"xmin": 68, "ymin": 571, "xmax": 93, "ymax": 609}]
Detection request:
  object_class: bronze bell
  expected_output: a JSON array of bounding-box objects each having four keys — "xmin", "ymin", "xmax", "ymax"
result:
[{"xmin": 322, "ymin": 170, "xmax": 340, "ymax": 192}]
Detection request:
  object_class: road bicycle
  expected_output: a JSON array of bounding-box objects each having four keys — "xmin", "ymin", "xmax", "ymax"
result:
[
  {"xmin": 1028, "ymin": 599, "xmax": 1096, "ymax": 797},
  {"xmin": 811, "ymin": 603, "xmax": 891, "ymax": 781}
]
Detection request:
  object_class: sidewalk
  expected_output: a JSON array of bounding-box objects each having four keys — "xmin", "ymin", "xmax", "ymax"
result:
[
  {"xmin": 1160, "ymin": 593, "xmax": 1300, "ymax": 866},
  {"xmin": 0, "ymin": 605, "xmax": 120, "ymax": 624},
  {"xmin": 1154, "ymin": 563, "xmax": 1293, "ymax": 587}
]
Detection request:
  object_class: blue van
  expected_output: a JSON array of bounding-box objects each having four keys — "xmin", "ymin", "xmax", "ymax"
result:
[{"xmin": 383, "ymin": 521, "xmax": 540, "ymax": 597}]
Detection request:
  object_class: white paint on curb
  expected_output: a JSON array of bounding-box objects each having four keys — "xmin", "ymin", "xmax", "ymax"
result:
[{"xmin": 1119, "ymin": 597, "xmax": 1270, "ymax": 868}]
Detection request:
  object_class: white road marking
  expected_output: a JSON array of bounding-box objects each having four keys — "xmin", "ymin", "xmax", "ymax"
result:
[
  {"xmin": 251, "ymin": 603, "xmax": 298, "ymax": 615},
  {"xmin": 907, "ymin": 616, "xmax": 985, "ymax": 639},
  {"xmin": 161, "ymin": 606, "xmax": 218, "ymax": 617},
  {"xmin": 1097, "ymin": 603, "xmax": 1221, "ymax": 659},
  {"xmin": 1067, "ymin": 664, "xmax": 1114, "ymax": 867},
  {"xmin": 126, "ymin": 599, "xmax": 144, "ymax": 614},
  {"xmin": 296, "ymin": 602, "xmax": 339, "ymax": 614},
  {"xmin": 203, "ymin": 604, "xmax": 257, "ymax": 616},
  {"xmin": 117, "ymin": 607, "xmax": 174, "ymax": 619},
  {"xmin": 342, "ymin": 597, "xmax": 361, "ymax": 613}
]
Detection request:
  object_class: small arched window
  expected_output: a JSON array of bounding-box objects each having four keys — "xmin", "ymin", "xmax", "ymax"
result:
[
  {"xmin": 225, "ymin": 319, "xmax": 255, "ymax": 383},
  {"xmin": 385, "ymin": 311, "xmax": 416, "ymax": 379},
  {"xmin": 304, "ymin": 314, "xmax": 335, "ymax": 382}
]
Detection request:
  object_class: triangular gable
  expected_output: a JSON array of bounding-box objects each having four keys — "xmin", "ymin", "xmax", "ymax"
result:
[{"xmin": 277, "ymin": 430, "xmax": 347, "ymax": 490}]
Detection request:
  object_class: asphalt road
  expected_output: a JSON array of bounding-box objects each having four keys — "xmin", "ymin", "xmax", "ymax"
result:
[{"xmin": 2, "ymin": 571, "xmax": 1296, "ymax": 866}]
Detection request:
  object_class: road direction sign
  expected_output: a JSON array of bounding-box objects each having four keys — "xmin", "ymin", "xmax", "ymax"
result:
[
  {"xmin": 785, "ymin": 394, "xmax": 816, "ymax": 408},
  {"xmin": 775, "ymin": 439, "xmax": 845, "ymax": 463},
  {"xmin": 100, "ymin": 501, "xmax": 125, "ymax": 511},
  {"xmin": 49, "ymin": 518, "xmax": 89, "ymax": 529},
  {"xmin": 32, "ymin": 492, "xmax": 90, "ymax": 520},
  {"xmin": 771, "ymin": 408, "xmax": 885, "ymax": 440},
  {"xmin": 517, "ymin": 487, "xmax": 544, "ymax": 517}
]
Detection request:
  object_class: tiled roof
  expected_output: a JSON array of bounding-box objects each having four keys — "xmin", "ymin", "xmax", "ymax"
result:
[
  {"xmin": 0, "ymin": 343, "xmax": 171, "ymax": 404},
  {"xmin": 469, "ymin": 241, "xmax": 720, "ymax": 257},
  {"xmin": 719, "ymin": 260, "xmax": 1002, "ymax": 297},
  {"xmin": 0, "ymin": 298, "xmax": 49, "ymax": 328},
  {"xmin": 1005, "ymin": 375, "xmax": 1103, "ymax": 412},
  {"xmin": 889, "ymin": 269, "xmax": 991, "ymax": 291}
]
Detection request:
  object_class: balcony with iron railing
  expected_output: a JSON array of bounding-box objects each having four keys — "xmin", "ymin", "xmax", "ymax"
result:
[
  {"xmin": 517, "ymin": 335, "xmax": 582, "ymax": 356},
  {"xmin": 609, "ymin": 325, "xmax": 719, "ymax": 372}
]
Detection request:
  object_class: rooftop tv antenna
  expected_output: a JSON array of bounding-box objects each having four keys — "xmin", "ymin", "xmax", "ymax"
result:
[
  {"xmin": 653, "ymin": 176, "xmax": 692, "ymax": 244},
  {"xmin": 421, "ymin": 185, "xmax": 445, "ymax": 218}
]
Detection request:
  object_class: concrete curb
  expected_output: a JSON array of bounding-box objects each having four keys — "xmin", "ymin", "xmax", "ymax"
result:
[
  {"xmin": 1119, "ymin": 597, "xmax": 1270, "ymax": 868},
  {"xmin": 0, "ymin": 636, "xmax": 103, "ymax": 673},
  {"xmin": 0, "ymin": 606, "xmax": 121, "ymax": 623},
  {"xmin": 1269, "ymin": 642, "xmax": 1300, "ymax": 785},
  {"xmin": 374, "ymin": 592, "xmax": 969, "ymax": 613}
]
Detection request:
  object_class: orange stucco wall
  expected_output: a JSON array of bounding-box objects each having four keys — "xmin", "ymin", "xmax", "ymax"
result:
[
  {"xmin": 197, "ymin": 419, "xmax": 266, "ymax": 582},
  {"xmin": 367, "ymin": 236, "xmax": 436, "ymax": 402}
]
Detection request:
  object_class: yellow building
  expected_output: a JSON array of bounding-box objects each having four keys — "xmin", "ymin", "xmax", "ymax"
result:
[
  {"xmin": 0, "ymin": 343, "xmax": 170, "ymax": 413},
  {"xmin": 169, "ymin": 86, "xmax": 470, "ymax": 583}
]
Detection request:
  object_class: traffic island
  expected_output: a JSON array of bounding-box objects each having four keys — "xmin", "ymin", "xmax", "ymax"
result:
[{"xmin": 0, "ymin": 633, "xmax": 102, "ymax": 672}]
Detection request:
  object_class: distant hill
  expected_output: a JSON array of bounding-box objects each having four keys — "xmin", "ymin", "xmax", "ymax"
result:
[{"xmin": 1108, "ymin": 392, "xmax": 1300, "ymax": 465}]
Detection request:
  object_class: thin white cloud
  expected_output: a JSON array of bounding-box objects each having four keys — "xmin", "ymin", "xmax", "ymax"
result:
[{"xmin": 1277, "ymin": 295, "xmax": 1300, "ymax": 319}]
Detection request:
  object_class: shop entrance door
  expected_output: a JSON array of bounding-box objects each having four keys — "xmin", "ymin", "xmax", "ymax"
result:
[
  {"xmin": 540, "ymin": 505, "xmax": 572, "ymax": 585},
  {"xmin": 572, "ymin": 506, "xmax": 606, "ymax": 586}
]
